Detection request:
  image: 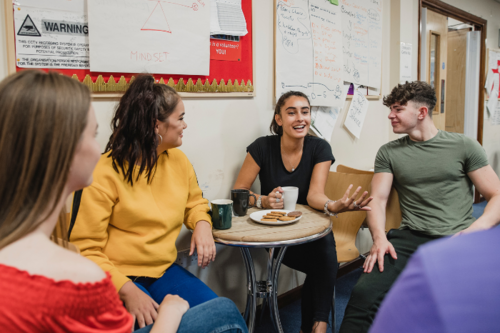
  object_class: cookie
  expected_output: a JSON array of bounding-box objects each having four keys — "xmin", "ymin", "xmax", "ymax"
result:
[
  {"xmin": 271, "ymin": 211, "xmax": 286, "ymax": 215},
  {"xmin": 263, "ymin": 214, "xmax": 278, "ymax": 219},
  {"xmin": 261, "ymin": 218, "xmax": 278, "ymax": 222},
  {"xmin": 278, "ymin": 216, "xmax": 296, "ymax": 221},
  {"xmin": 287, "ymin": 211, "xmax": 303, "ymax": 217},
  {"xmin": 266, "ymin": 213, "xmax": 283, "ymax": 217}
]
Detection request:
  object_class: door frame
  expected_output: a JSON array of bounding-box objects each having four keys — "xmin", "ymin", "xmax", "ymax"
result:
[{"xmin": 418, "ymin": 0, "xmax": 487, "ymax": 145}]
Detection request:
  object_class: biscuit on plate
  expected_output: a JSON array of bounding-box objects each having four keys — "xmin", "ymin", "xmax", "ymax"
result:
[
  {"xmin": 287, "ymin": 211, "xmax": 302, "ymax": 217},
  {"xmin": 271, "ymin": 211, "xmax": 286, "ymax": 215},
  {"xmin": 263, "ymin": 215, "xmax": 278, "ymax": 219},
  {"xmin": 261, "ymin": 218, "xmax": 278, "ymax": 222},
  {"xmin": 278, "ymin": 216, "xmax": 296, "ymax": 221}
]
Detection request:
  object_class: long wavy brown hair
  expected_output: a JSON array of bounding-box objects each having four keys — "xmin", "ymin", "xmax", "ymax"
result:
[
  {"xmin": 105, "ymin": 75, "xmax": 180, "ymax": 185},
  {"xmin": 0, "ymin": 70, "xmax": 90, "ymax": 249}
]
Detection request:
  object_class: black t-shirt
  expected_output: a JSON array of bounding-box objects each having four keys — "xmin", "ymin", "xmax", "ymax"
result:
[{"xmin": 246, "ymin": 135, "xmax": 335, "ymax": 205}]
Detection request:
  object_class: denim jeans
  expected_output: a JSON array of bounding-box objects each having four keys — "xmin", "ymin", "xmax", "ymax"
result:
[
  {"xmin": 129, "ymin": 263, "xmax": 218, "ymax": 308},
  {"xmin": 135, "ymin": 297, "xmax": 248, "ymax": 333}
]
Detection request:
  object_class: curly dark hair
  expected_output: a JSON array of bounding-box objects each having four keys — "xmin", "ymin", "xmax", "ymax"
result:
[
  {"xmin": 105, "ymin": 75, "xmax": 180, "ymax": 185},
  {"xmin": 270, "ymin": 91, "xmax": 310, "ymax": 135},
  {"xmin": 383, "ymin": 81, "xmax": 437, "ymax": 117}
]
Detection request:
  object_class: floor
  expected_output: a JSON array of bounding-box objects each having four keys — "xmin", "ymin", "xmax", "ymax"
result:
[{"xmin": 253, "ymin": 201, "xmax": 487, "ymax": 333}]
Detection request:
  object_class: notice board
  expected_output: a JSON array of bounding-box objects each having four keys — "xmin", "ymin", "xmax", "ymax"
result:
[{"xmin": 4, "ymin": 0, "xmax": 254, "ymax": 98}]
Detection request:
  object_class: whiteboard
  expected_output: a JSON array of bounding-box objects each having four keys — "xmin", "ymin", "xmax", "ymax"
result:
[
  {"xmin": 88, "ymin": 0, "xmax": 211, "ymax": 75},
  {"xmin": 275, "ymin": 0, "xmax": 382, "ymax": 106}
]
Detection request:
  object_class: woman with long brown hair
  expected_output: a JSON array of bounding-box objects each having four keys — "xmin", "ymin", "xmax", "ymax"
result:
[
  {"xmin": 69, "ymin": 75, "xmax": 223, "ymax": 330},
  {"xmin": 233, "ymin": 91, "xmax": 373, "ymax": 333},
  {"xmin": 0, "ymin": 70, "xmax": 133, "ymax": 331}
]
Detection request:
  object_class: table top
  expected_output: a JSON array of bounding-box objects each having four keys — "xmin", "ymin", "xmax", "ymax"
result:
[{"xmin": 212, "ymin": 204, "xmax": 332, "ymax": 247}]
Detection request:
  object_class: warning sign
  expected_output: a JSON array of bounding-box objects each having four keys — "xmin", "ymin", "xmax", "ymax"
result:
[
  {"xmin": 17, "ymin": 15, "xmax": 41, "ymax": 37},
  {"xmin": 14, "ymin": 7, "xmax": 89, "ymax": 69}
]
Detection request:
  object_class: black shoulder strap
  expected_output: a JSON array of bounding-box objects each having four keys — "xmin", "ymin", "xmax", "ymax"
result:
[{"xmin": 68, "ymin": 189, "xmax": 83, "ymax": 238}]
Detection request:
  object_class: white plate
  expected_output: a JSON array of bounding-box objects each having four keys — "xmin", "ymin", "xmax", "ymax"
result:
[{"xmin": 250, "ymin": 210, "xmax": 302, "ymax": 225}]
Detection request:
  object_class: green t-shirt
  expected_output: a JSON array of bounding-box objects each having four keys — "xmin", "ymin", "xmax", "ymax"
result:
[{"xmin": 375, "ymin": 130, "xmax": 488, "ymax": 236}]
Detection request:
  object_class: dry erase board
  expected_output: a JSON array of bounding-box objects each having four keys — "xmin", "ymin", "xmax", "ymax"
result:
[
  {"xmin": 4, "ymin": 0, "xmax": 254, "ymax": 98},
  {"xmin": 274, "ymin": 0, "xmax": 382, "ymax": 105}
]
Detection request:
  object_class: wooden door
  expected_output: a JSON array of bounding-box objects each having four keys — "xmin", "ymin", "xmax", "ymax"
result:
[
  {"xmin": 445, "ymin": 28, "xmax": 470, "ymax": 133},
  {"xmin": 425, "ymin": 10, "xmax": 447, "ymax": 131}
]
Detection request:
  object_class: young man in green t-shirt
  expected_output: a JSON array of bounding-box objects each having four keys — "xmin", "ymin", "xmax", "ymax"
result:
[{"xmin": 339, "ymin": 81, "xmax": 500, "ymax": 333}]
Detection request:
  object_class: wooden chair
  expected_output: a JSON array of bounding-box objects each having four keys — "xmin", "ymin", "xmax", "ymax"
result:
[
  {"xmin": 325, "ymin": 171, "xmax": 374, "ymax": 329},
  {"xmin": 337, "ymin": 165, "xmax": 402, "ymax": 232},
  {"xmin": 325, "ymin": 171, "xmax": 374, "ymax": 263}
]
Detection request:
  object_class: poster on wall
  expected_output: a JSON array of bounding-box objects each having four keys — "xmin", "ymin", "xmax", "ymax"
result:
[
  {"xmin": 88, "ymin": 0, "xmax": 211, "ymax": 75},
  {"xmin": 14, "ymin": 4, "xmax": 89, "ymax": 69},
  {"xmin": 275, "ymin": 0, "xmax": 345, "ymax": 107},
  {"xmin": 340, "ymin": 0, "xmax": 382, "ymax": 89}
]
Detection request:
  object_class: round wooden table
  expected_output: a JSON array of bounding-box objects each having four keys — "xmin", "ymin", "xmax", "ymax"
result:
[{"xmin": 212, "ymin": 204, "xmax": 332, "ymax": 333}]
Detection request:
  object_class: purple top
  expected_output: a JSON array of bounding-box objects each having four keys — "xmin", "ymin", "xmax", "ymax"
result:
[{"xmin": 370, "ymin": 227, "xmax": 500, "ymax": 333}]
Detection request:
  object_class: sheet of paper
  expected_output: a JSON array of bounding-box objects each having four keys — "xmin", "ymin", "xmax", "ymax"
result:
[
  {"xmin": 341, "ymin": 0, "xmax": 382, "ymax": 89},
  {"xmin": 400, "ymin": 42, "xmax": 412, "ymax": 83},
  {"xmin": 210, "ymin": 0, "xmax": 247, "ymax": 36},
  {"xmin": 491, "ymin": 102, "xmax": 500, "ymax": 126},
  {"xmin": 275, "ymin": 0, "xmax": 314, "ymax": 100},
  {"xmin": 487, "ymin": 75, "xmax": 499, "ymax": 114},
  {"xmin": 310, "ymin": 106, "xmax": 340, "ymax": 141},
  {"xmin": 485, "ymin": 70, "xmax": 493, "ymax": 93},
  {"xmin": 367, "ymin": 0, "xmax": 382, "ymax": 89},
  {"xmin": 488, "ymin": 49, "xmax": 500, "ymax": 72},
  {"xmin": 14, "ymin": 5, "xmax": 89, "ymax": 69},
  {"xmin": 88, "ymin": 0, "xmax": 210, "ymax": 75},
  {"xmin": 344, "ymin": 85, "xmax": 369, "ymax": 139},
  {"xmin": 340, "ymin": 82, "xmax": 351, "ymax": 109},
  {"xmin": 309, "ymin": 0, "xmax": 344, "ymax": 107}
]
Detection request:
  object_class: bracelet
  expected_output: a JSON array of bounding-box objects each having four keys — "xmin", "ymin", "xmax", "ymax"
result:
[
  {"xmin": 324, "ymin": 200, "xmax": 338, "ymax": 218},
  {"xmin": 256, "ymin": 195, "xmax": 262, "ymax": 209}
]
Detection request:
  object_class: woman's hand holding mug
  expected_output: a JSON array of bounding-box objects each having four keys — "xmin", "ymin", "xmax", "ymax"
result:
[{"xmin": 263, "ymin": 187, "xmax": 284, "ymax": 209}]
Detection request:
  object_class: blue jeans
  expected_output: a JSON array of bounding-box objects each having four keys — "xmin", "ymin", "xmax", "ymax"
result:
[
  {"xmin": 135, "ymin": 297, "xmax": 248, "ymax": 333},
  {"xmin": 129, "ymin": 263, "xmax": 218, "ymax": 308}
]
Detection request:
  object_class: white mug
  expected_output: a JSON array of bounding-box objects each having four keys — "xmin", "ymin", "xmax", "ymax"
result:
[{"xmin": 281, "ymin": 186, "xmax": 299, "ymax": 211}]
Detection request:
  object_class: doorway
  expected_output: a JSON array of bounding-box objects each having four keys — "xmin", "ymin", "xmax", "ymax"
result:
[{"xmin": 418, "ymin": 0, "xmax": 487, "ymax": 143}]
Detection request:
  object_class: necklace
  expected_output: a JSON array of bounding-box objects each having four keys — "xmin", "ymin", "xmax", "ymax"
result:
[{"xmin": 281, "ymin": 139, "xmax": 303, "ymax": 172}]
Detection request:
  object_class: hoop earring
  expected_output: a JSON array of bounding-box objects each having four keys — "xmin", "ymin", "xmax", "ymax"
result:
[{"xmin": 158, "ymin": 134, "xmax": 163, "ymax": 145}]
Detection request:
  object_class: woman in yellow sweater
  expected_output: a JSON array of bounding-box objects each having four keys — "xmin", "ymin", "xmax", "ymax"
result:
[{"xmin": 70, "ymin": 75, "xmax": 218, "ymax": 330}]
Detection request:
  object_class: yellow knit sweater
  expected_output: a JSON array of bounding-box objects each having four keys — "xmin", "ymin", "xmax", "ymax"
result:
[{"xmin": 70, "ymin": 149, "xmax": 211, "ymax": 291}]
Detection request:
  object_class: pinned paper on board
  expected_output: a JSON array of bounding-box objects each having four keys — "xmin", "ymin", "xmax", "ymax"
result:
[
  {"xmin": 490, "ymin": 102, "xmax": 500, "ymax": 126},
  {"xmin": 400, "ymin": 42, "xmax": 412, "ymax": 83},
  {"xmin": 487, "ymin": 75, "xmax": 499, "ymax": 115},
  {"xmin": 310, "ymin": 106, "xmax": 340, "ymax": 142},
  {"xmin": 14, "ymin": 5, "xmax": 89, "ymax": 69},
  {"xmin": 344, "ymin": 85, "xmax": 369, "ymax": 139},
  {"xmin": 88, "ymin": 0, "xmax": 211, "ymax": 75},
  {"xmin": 341, "ymin": 0, "xmax": 382, "ymax": 89},
  {"xmin": 210, "ymin": 0, "xmax": 247, "ymax": 36},
  {"xmin": 276, "ymin": 0, "xmax": 346, "ymax": 107}
]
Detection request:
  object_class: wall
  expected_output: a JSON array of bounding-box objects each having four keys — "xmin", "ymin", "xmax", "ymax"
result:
[
  {"xmin": 0, "ymin": 0, "xmax": 422, "ymax": 310},
  {"xmin": 440, "ymin": 0, "xmax": 500, "ymax": 176}
]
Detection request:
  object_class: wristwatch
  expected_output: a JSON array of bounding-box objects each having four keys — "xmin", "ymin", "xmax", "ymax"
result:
[
  {"xmin": 324, "ymin": 200, "xmax": 338, "ymax": 218},
  {"xmin": 256, "ymin": 195, "xmax": 262, "ymax": 208}
]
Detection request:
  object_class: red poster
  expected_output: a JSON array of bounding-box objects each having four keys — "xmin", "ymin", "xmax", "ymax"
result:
[{"xmin": 210, "ymin": 40, "xmax": 241, "ymax": 62}]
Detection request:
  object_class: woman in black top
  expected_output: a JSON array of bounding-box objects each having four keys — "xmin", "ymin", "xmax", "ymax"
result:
[{"xmin": 233, "ymin": 91, "xmax": 372, "ymax": 333}]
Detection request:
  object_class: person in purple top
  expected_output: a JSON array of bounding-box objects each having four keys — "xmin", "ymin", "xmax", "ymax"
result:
[{"xmin": 370, "ymin": 226, "xmax": 500, "ymax": 333}]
